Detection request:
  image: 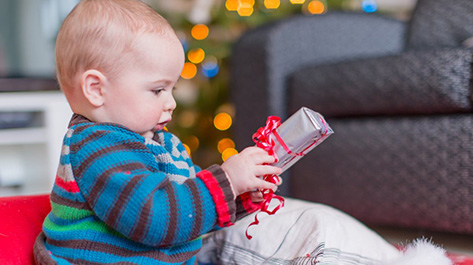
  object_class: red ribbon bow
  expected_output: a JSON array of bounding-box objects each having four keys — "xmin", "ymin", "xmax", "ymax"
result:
[{"xmin": 245, "ymin": 116, "xmax": 285, "ymax": 240}]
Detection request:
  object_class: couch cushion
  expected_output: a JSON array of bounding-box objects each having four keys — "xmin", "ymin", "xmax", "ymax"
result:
[
  {"xmin": 290, "ymin": 114, "xmax": 473, "ymax": 236},
  {"xmin": 289, "ymin": 48, "xmax": 473, "ymax": 118},
  {"xmin": 406, "ymin": 0, "xmax": 473, "ymax": 50}
]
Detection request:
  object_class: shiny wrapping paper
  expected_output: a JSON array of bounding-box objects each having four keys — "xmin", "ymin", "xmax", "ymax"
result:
[
  {"xmin": 267, "ymin": 107, "xmax": 334, "ymax": 173},
  {"xmin": 245, "ymin": 107, "xmax": 333, "ymax": 239}
]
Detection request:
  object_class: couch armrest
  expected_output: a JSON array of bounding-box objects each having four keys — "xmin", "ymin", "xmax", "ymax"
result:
[
  {"xmin": 289, "ymin": 47, "xmax": 473, "ymax": 117},
  {"xmin": 231, "ymin": 12, "xmax": 407, "ymax": 149}
]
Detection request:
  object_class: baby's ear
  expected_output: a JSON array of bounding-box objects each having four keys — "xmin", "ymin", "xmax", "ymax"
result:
[{"xmin": 80, "ymin": 69, "xmax": 107, "ymax": 107}]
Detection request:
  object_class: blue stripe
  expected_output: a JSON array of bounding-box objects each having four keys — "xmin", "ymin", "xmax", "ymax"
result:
[
  {"xmin": 194, "ymin": 179, "xmax": 218, "ymax": 234},
  {"xmin": 117, "ymin": 172, "xmax": 169, "ymax": 240},
  {"xmin": 43, "ymin": 228, "xmax": 155, "ymax": 252},
  {"xmin": 174, "ymin": 183, "xmax": 195, "ymax": 242}
]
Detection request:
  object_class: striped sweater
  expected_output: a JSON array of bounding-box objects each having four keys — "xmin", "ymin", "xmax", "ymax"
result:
[{"xmin": 34, "ymin": 114, "xmax": 261, "ymax": 265}]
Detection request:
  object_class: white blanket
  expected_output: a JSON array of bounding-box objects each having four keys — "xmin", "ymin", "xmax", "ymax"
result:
[{"xmin": 198, "ymin": 198, "xmax": 452, "ymax": 265}]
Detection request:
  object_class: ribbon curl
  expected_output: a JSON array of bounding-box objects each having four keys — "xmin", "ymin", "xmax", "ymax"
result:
[{"xmin": 246, "ymin": 116, "xmax": 285, "ymax": 240}]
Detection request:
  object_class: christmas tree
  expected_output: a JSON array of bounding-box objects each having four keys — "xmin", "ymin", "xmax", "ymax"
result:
[{"xmin": 145, "ymin": 0, "xmax": 402, "ymax": 166}]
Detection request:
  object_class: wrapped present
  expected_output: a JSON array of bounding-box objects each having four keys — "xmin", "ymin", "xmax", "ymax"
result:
[
  {"xmin": 253, "ymin": 106, "xmax": 334, "ymax": 173},
  {"xmin": 246, "ymin": 107, "xmax": 333, "ymax": 239}
]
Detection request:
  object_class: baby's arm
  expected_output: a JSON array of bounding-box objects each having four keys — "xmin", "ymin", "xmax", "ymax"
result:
[{"xmin": 69, "ymin": 125, "xmax": 243, "ymax": 247}]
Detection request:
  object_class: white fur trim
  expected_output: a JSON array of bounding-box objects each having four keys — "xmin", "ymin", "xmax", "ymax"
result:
[{"xmin": 387, "ymin": 238, "xmax": 452, "ymax": 265}]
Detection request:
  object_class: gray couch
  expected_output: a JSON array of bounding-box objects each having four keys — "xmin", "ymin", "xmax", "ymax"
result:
[{"xmin": 230, "ymin": 0, "xmax": 473, "ymax": 236}]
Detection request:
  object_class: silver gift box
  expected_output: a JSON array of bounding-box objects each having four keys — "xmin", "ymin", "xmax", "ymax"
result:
[{"xmin": 271, "ymin": 107, "xmax": 334, "ymax": 173}]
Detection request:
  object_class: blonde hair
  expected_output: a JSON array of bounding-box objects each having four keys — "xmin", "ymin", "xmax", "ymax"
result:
[{"xmin": 56, "ymin": 0, "xmax": 173, "ymax": 92}]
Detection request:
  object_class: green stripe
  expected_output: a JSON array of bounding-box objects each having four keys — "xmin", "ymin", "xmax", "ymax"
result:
[
  {"xmin": 46, "ymin": 202, "xmax": 124, "ymax": 239},
  {"xmin": 51, "ymin": 201, "xmax": 93, "ymax": 219}
]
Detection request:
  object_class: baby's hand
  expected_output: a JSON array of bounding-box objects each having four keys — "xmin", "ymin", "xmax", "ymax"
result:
[{"xmin": 221, "ymin": 146, "xmax": 282, "ymax": 198}]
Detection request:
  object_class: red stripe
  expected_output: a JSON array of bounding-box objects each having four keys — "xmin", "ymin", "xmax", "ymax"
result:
[
  {"xmin": 55, "ymin": 175, "xmax": 80, "ymax": 193},
  {"xmin": 197, "ymin": 170, "xmax": 232, "ymax": 227}
]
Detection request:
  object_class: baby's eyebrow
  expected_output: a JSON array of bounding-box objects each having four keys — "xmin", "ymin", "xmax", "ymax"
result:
[{"xmin": 150, "ymin": 79, "xmax": 170, "ymax": 85}]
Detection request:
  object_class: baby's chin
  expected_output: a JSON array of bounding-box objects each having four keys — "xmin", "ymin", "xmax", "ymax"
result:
[{"xmin": 140, "ymin": 130, "xmax": 155, "ymax": 138}]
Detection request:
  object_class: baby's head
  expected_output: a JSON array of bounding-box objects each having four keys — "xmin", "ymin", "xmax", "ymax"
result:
[{"xmin": 56, "ymin": 0, "xmax": 184, "ymax": 137}]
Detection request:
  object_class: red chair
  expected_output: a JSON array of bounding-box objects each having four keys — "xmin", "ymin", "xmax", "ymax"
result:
[{"xmin": 0, "ymin": 194, "xmax": 51, "ymax": 265}]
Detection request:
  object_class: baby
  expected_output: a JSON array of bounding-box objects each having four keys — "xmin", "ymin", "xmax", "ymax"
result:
[{"xmin": 33, "ymin": 0, "xmax": 281, "ymax": 264}]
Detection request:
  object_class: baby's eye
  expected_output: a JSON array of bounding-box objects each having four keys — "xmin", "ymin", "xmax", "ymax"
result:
[{"xmin": 152, "ymin": 88, "xmax": 164, "ymax": 95}]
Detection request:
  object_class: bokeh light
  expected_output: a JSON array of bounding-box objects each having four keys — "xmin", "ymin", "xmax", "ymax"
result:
[
  {"xmin": 213, "ymin": 112, "xmax": 232, "ymax": 131},
  {"xmin": 290, "ymin": 0, "xmax": 306, "ymax": 4},
  {"xmin": 241, "ymin": 0, "xmax": 255, "ymax": 5},
  {"xmin": 264, "ymin": 0, "xmax": 280, "ymax": 9},
  {"xmin": 178, "ymin": 110, "xmax": 197, "ymax": 128},
  {"xmin": 362, "ymin": 0, "xmax": 377, "ymax": 13},
  {"xmin": 225, "ymin": 0, "xmax": 238, "ymax": 11},
  {"xmin": 308, "ymin": 1, "xmax": 325, "ymax": 14},
  {"xmin": 191, "ymin": 24, "xmax": 209, "ymax": 40},
  {"xmin": 222, "ymin": 148, "xmax": 238, "ymax": 161},
  {"xmin": 202, "ymin": 56, "xmax": 219, "ymax": 78},
  {"xmin": 188, "ymin": 48, "xmax": 206, "ymax": 64},
  {"xmin": 181, "ymin": 62, "xmax": 197, "ymax": 79},
  {"xmin": 183, "ymin": 143, "xmax": 192, "ymax": 157},
  {"xmin": 218, "ymin": 138, "xmax": 235, "ymax": 153},
  {"xmin": 237, "ymin": 3, "xmax": 254, "ymax": 16},
  {"xmin": 185, "ymin": 135, "xmax": 200, "ymax": 152}
]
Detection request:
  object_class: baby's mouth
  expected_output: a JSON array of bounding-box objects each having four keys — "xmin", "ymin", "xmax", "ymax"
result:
[{"xmin": 155, "ymin": 119, "xmax": 171, "ymax": 130}]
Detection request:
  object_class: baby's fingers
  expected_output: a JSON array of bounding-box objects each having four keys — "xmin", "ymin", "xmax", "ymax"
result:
[
  {"xmin": 254, "ymin": 178, "xmax": 278, "ymax": 191},
  {"xmin": 254, "ymin": 165, "xmax": 282, "ymax": 177},
  {"xmin": 252, "ymin": 153, "xmax": 277, "ymax": 165}
]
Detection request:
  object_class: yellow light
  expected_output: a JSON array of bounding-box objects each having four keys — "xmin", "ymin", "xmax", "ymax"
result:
[
  {"xmin": 191, "ymin": 24, "xmax": 209, "ymax": 40},
  {"xmin": 264, "ymin": 0, "xmax": 280, "ymax": 9},
  {"xmin": 237, "ymin": 3, "xmax": 254, "ymax": 16},
  {"xmin": 308, "ymin": 0, "xmax": 325, "ymax": 14},
  {"xmin": 183, "ymin": 143, "xmax": 192, "ymax": 157},
  {"xmin": 185, "ymin": 135, "xmax": 200, "ymax": 151},
  {"xmin": 225, "ymin": 0, "xmax": 238, "ymax": 11},
  {"xmin": 222, "ymin": 148, "xmax": 238, "ymax": 161},
  {"xmin": 240, "ymin": 0, "xmax": 255, "ymax": 6},
  {"xmin": 181, "ymin": 62, "xmax": 197, "ymax": 79},
  {"xmin": 290, "ymin": 0, "xmax": 305, "ymax": 4},
  {"xmin": 218, "ymin": 138, "xmax": 235, "ymax": 153},
  {"xmin": 188, "ymin": 48, "xmax": 205, "ymax": 64},
  {"xmin": 213, "ymin": 112, "xmax": 232, "ymax": 131}
]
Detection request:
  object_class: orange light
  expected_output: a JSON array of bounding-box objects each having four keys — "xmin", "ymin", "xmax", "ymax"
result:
[
  {"xmin": 181, "ymin": 62, "xmax": 197, "ymax": 79},
  {"xmin": 183, "ymin": 143, "xmax": 192, "ymax": 157},
  {"xmin": 188, "ymin": 48, "xmax": 205, "ymax": 64},
  {"xmin": 264, "ymin": 0, "xmax": 280, "ymax": 9},
  {"xmin": 308, "ymin": 0, "xmax": 325, "ymax": 14},
  {"xmin": 237, "ymin": 3, "xmax": 254, "ymax": 16},
  {"xmin": 178, "ymin": 111, "xmax": 196, "ymax": 128},
  {"xmin": 290, "ymin": 0, "xmax": 305, "ymax": 4},
  {"xmin": 240, "ymin": 0, "xmax": 255, "ymax": 5},
  {"xmin": 213, "ymin": 112, "xmax": 232, "ymax": 131},
  {"xmin": 218, "ymin": 138, "xmax": 235, "ymax": 153},
  {"xmin": 225, "ymin": 0, "xmax": 238, "ymax": 11},
  {"xmin": 191, "ymin": 24, "xmax": 209, "ymax": 40},
  {"xmin": 186, "ymin": 135, "xmax": 200, "ymax": 151},
  {"xmin": 222, "ymin": 148, "xmax": 238, "ymax": 161}
]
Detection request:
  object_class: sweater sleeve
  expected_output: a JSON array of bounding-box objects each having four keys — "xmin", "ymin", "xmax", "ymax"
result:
[
  {"xmin": 69, "ymin": 124, "xmax": 236, "ymax": 247},
  {"xmin": 235, "ymin": 192, "xmax": 263, "ymax": 220}
]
